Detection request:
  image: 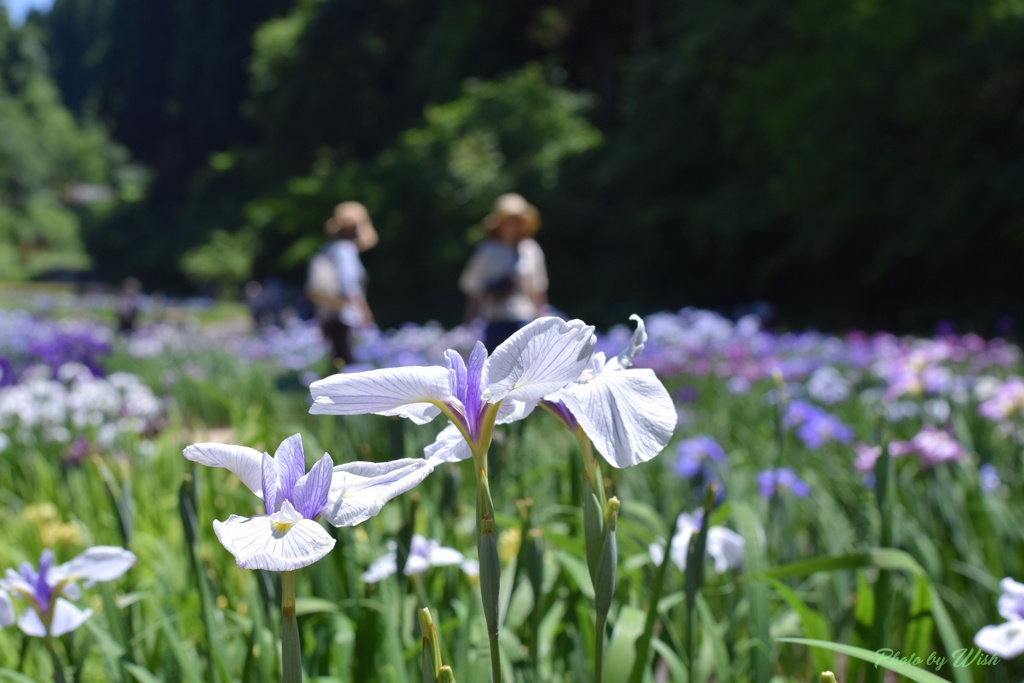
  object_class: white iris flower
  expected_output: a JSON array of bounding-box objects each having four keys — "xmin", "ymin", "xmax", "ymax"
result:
[
  {"xmin": 183, "ymin": 434, "xmax": 433, "ymax": 571},
  {"xmin": 308, "ymin": 317, "xmax": 597, "ymax": 464}
]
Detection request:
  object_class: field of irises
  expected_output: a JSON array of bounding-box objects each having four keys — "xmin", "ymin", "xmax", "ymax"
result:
[{"xmin": 2, "ymin": 296, "xmax": 1024, "ymax": 683}]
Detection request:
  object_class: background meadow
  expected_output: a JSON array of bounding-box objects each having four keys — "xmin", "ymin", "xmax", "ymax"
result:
[{"xmin": 1, "ymin": 294, "xmax": 1022, "ymax": 681}]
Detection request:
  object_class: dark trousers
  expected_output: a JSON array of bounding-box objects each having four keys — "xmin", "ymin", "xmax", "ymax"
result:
[
  {"xmin": 320, "ymin": 318, "xmax": 353, "ymax": 365},
  {"xmin": 484, "ymin": 320, "xmax": 528, "ymax": 353}
]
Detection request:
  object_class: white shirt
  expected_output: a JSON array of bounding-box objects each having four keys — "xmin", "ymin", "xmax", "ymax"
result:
[
  {"xmin": 459, "ymin": 238, "xmax": 548, "ymax": 321},
  {"xmin": 328, "ymin": 240, "xmax": 367, "ymax": 326}
]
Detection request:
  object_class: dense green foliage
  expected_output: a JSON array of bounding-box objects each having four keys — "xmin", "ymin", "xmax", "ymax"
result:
[
  {"xmin": 0, "ymin": 11, "xmax": 134, "ymax": 280},
  {"xmin": 9, "ymin": 0, "xmax": 1024, "ymax": 328}
]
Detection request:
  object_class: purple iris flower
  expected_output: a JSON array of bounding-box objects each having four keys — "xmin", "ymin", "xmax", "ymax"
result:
[
  {"xmin": 795, "ymin": 412, "xmax": 854, "ymax": 450},
  {"xmin": 756, "ymin": 468, "xmax": 811, "ymax": 498},
  {"xmin": 784, "ymin": 400, "xmax": 823, "ymax": 428},
  {"xmin": 1, "ymin": 547, "xmax": 135, "ymax": 637},
  {"xmin": 674, "ymin": 436, "xmax": 726, "ymax": 479}
]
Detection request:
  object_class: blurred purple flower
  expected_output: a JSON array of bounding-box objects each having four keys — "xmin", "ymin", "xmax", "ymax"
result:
[
  {"xmin": 674, "ymin": 436, "xmax": 725, "ymax": 479},
  {"xmin": 756, "ymin": 468, "xmax": 811, "ymax": 498},
  {"xmin": 888, "ymin": 426, "xmax": 965, "ymax": 467},
  {"xmin": 980, "ymin": 464, "xmax": 1000, "ymax": 493},
  {"xmin": 795, "ymin": 411, "xmax": 854, "ymax": 450}
]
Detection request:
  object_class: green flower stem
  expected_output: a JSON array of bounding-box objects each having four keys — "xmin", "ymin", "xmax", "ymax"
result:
[
  {"xmin": 44, "ymin": 636, "xmax": 67, "ymax": 683},
  {"xmin": 475, "ymin": 463, "xmax": 503, "ymax": 683},
  {"xmin": 573, "ymin": 430, "xmax": 606, "ymax": 509},
  {"xmin": 281, "ymin": 570, "xmax": 302, "ymax": 683},
  {"xmin": 593, "ymin": 497, "xmax": 620, "ymax": 683}
]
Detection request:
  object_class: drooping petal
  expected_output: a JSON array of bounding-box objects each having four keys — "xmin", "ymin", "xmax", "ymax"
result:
[
  {"xmin": 212, "ymin": 511, "xmax": 336, "ymax": 572},
  {"xmin": 183, "ymin": 443, "xmax": 264, "ymax": 498},
  {"xmin": 309, "ymin": 366, "xmax": 451, "ymax": 424},
  {"xmin": 50, "ymin": 546, "xmax": 136, "ymax": 587},
  {"xmin": 47, "ymin": 598, "xmax": 93, "ymax": 637},
  {"xmin": 293, "ymin": 453, "xmax": 334, "ymax": 520},
  {"xmin": 261, "ymin": 452, "xmax": 278, "ymax": 515},
  {"xmin": 975, "ymin": 621, "xmax": 1024, "ymax": 659},
  {"xmin": 424, "ymin": 424, "xmax": 473, "ymax": 465},
  {"xmin": 321, "ymin": 458, "xmax": 434, "ymax": 527},
  {"xmin": 17, "ymin": 607, "xmax": 49, "ymax": 637},
  {"xmin": 552, "ymin": 368, "xmax": 676, "ymax": 468},
  {"xmin": 486, "ymin": 317, "xmax": 596, "ymax": 404},
  {"xmin": 274, "ymin": 434, "xmax": 306, "ymax": 504},
  {"xmin": 0, "ymin": 590, "xmax": 13, "ymax": 628}
]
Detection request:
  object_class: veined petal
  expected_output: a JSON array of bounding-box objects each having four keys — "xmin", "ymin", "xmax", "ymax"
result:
[
  {"xmin": 424, "ymin": 424, "xmax": 472, "ymax": 465},
  {"xmin": 464, "ymin": 342, "xmax": 488, "ymax": 418},
  {"xmin": 321, "ymin": 458, "xmax": 434, "ymax": 527},
  {"xmin": 486, "ymin": 317, "xmax": 596, "ymax": 404},
  {"xmin": 496, "ymin": 399, "xmax": 536, "ymax": 425},
  {"xmin": 183, "ymin": 443, "xmax": 264, "ymax": 498},
  {"xmin": 975, "ymin": 621, "xmax": 1024, "ymax": 659},
  {"xmin": 293, "ymin": 453, "xmax": 334, "ymax": 520},
  {"xmin": 261, "ymin": 452, "xmax": 278, "ymax": 515},
  {"xmin": 553, "ymin": 368, "xmax": 675, "ymax": 468},
  {"xmin": 274, "ymin": 434, "xmax": 306, "ymax": 504},
  {"xmin": 212, "ymin": 514, "xmax": 335, "ymax": 571},
  {"xmin": 48, "ymin": 598, "xmax": 93, "ymax": 637},
  {"xmin": 0, "ymin": 590, "xmax": 13, "ymax": 628},
  {"xmin": 50, "ymin": 546, "xmax": 136, "ymax": 587},
  {"xmin": 309, "ymin": 366, "xmax": 451, "ymax": 424}
]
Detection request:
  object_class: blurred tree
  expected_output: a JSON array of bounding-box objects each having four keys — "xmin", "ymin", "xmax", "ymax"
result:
[{"xmin": 0, "ymin": 10, "xmax": 132, "ymax": 280}]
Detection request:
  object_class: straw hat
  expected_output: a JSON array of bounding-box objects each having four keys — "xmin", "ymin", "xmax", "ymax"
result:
[
  {"xmin": 484, "ymin": 193, "xmax": 540, "ymax": 237},
  {"xmin": 325, "ymin": 201, "xmax": 379, "ymax": 252}
]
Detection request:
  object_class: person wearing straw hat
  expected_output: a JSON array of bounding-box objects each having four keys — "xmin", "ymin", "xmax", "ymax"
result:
[
  {"xmin": 459, "ymin": 193, "xmax": 549, "ymax": 351},
  {"xmin": 307, "ymin": 201, "xmax": 378, "ymax": 368}
]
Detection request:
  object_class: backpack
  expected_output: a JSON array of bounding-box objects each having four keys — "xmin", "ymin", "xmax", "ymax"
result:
[{"xmin": 306, "ymin": 246, "xmax": 343, "ymax": 314}]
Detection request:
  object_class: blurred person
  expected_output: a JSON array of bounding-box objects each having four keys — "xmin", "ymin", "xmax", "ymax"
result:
[
  {"xmin": 460, "ymin": 193, "xmax": 549, "ymax": 352},
  {"xmin": 306, "ymin": 201, "xmax": 378, "ymax": 368},
  {"xmin": 115, "ymin": 277, "xmax": 142, "ymax": 335}
]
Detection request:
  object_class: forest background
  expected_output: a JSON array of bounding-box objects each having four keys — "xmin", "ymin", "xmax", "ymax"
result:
[{"xmin": 2, "ymin": 0, "xmax": 1023, "ymax": 332}]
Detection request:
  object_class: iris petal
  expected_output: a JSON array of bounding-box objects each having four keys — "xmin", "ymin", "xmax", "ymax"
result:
[
  {"xmin": 212, "ymin": 513, "xmax": 336, "ymax": 572},
  {"xmin": 293, "ymin": 453, "xmax": 334, "ymax": 520},
  {"xmin": 48, "ymin": 598, "xmax": 93, "ymax": 637},
  {"xmin": 274, "ymin": 434, "xmax": 306, "ymax": 504},
  {"xmin": 183, "ymin": 443, "xmax": 265, "ymax": 499},
  {"xmin": 321, "ymin": 458, "xmax": 434, "ymax": 527},
  {"xmin": 487, "ymin": 317, "xmax": 596, "ymax": 404},
  {"xmin": 552, "ymin": 368, "xmax": 675, "ymax": 468},
  {"xmin": 424, "ymin": 424, "xmax": 473, "ymax": 465},
  {"xmin": 49, "ymin": 546, "xmax": 136, "ymax": 587},
  {"xmin": 309, "ymin": 366, "xmax": 451, "ymax": 424}
]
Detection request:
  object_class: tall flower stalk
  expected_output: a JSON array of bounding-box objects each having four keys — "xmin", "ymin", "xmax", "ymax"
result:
[
  {"xmin": 310, "ymin": 316, "xmax": 596, "ymax": 681},
  {"xmin": 540, "ymin": 315, "xmax": 676, "ymax": 682}
]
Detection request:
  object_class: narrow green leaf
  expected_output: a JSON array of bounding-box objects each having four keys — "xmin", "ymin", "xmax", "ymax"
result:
[
  {"xmin": 778, "ymin": 638, "xmax": 951, "ymax": 683},
  {"xmin": 603, "ymin": 605, "xmax": 647, "ymax": 683}
]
